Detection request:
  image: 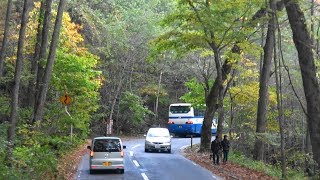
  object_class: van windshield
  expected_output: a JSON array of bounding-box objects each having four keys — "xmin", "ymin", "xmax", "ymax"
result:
[{"xmin": 93, "ymin": 139, "xmax": 121, "ymax": 152}]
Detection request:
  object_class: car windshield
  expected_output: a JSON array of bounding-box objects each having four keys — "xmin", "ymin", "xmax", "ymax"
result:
[
  {"xmin": 93, "ymin": 139, "xmax": 121, "ymax": 152},
  {"xmin": 147, "ymin": 131, "xmax": 170, "ymax": 138}
]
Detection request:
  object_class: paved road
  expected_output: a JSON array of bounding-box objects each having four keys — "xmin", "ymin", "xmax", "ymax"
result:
[{"xmin": 75, "ymin": 137, "xmax": 220, "ymax": 180}]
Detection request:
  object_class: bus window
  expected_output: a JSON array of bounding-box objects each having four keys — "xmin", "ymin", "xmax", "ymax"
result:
[
  {"xmin": 194, "ymin": 109, "xmax": 205, "ymax": 116},
  {"xmin": 170, "ymin": 106, "xmax": 191, "ymax": 114}
]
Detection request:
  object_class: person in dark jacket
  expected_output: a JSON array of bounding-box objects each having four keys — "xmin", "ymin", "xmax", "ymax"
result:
[
  {"xmin": 221, "ymin": 135, "xmax": 230, "ymax": 163},
  {"xmin": 211, "ymin": 135, "xmax": 222, "ymax": 165}
]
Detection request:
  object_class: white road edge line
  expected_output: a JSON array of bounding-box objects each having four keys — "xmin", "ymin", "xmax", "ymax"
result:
[
  {"xmin": 141, "ymin": 173, "xmax": 149, "ymax": 180},
  {"xmin": 133, "ymin": 160, "xmax": 140, "ymax": 167},
  {"xmin": 132, "ymin": 144, "xmax": 141, "ymax": 149},
  {"xmin": 212, "ymin": 175, "xmax": 217, "ymax": 179},
  {"xmin": 180, "ymin": 145, "xmax": 189, "ymax": 150},
  {"xmin": 129, "ymin": 151, "xmax": 134, "ymax": 156}
]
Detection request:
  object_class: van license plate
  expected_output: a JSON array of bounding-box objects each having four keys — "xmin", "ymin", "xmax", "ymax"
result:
[
  {"xmin": 155, "ymin": 144, "xmax": 160, "ymax": 148},
  {"xmin": 103, "ymin": 162, "xmax": 112, "ymax": 166}
]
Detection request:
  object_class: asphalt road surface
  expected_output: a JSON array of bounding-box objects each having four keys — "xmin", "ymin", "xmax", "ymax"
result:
[{"xmin": 75, "ymin": 137, "xmax": 220, "ymax": 180}]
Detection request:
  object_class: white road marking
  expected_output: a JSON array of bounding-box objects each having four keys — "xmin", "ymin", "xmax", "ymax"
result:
[
  {"xmin": 141, "ymin": 173, "xmax": 149, "ymax": 180},
  {"xmin": 130, "ymin": 151, "xmax": 134, "ymax": 156},
  {"xmin": 192, "ymin": 162, "xmax": 197, "ymax": 166},
  {"xmin": 133, "ymin": 160, "xmax": 140, "ymax": 167},
  {"xmin": 132, "ymin": 144, "xmax": 141, "ymax": 149},
  {"xmin": 212, "ymin": 175, "xmax": 217, "ymax": 179},
  {"xmin": 180, "ymin": 145, "xmax": 189, "ymax": 150}
]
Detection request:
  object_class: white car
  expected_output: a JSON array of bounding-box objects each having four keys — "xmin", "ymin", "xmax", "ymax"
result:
[
  {"xmin": 87, "ymin": 136, "xmax": 126, "ymax": 174},
  {"xmin": 144, "ymin": 128, "xmax": 172, "ymax": 153}
]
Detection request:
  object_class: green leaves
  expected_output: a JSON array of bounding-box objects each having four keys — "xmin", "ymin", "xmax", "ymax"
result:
[
  {"xmin": 150, "ymin": 0, "xmax": 263, "ymax": 60},
  {"xmin": 180, "ymin": 78, "xmax": 211, "ymax": 109},
  {"xmin": 120, "ymin": 91, "xmax": 154, "ymax": 124}
]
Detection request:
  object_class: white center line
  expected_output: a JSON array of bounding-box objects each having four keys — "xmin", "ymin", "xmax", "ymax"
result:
[
  {"xmin": 141, "ymin": 173, "xmax": 149, "ymax": 180},
  {"xmin": 129, "ymin": 151, "xmax": 134, "ymax": 156},
  {"xmin": 133, "ymin": 160, "xmax": 140, "ymax": 167}
]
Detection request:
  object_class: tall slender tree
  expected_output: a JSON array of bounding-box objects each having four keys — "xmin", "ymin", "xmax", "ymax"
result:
[
  {"xmin": 33, "ymin": 0, "xmax": 66, "ymax": 122},
  {"xmin": 27, "ymin": 0, "xmax": 46, "ymax": 108},
  {"xmin": 31, "ymin": 0, "xmax": 53, "ymax": 122},
  {"xmin": 274, "ymin": 27, "xmax": 287, "ymax": 179},
  {"xmin": 0, "ymin": 0, "xmax": 13, "ymax": 77},
  {"xmin": 6, "ymin": 0, "xmax": 31, "ymax": 166},
  {"xmin": 284, "ymin": 0, "xmax": 320, "ymax": 168},
  {"xmin": 253, "ymin": 0, "xmax": 276, "ymax": 161}
]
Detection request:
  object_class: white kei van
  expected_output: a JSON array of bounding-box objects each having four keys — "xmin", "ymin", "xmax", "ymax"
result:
[{"xmin": 87, "ymin": 136, "xmax": 126, "ymax": 174}]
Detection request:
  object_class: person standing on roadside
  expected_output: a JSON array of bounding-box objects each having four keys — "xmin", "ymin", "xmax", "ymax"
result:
[
  {"xmin": 211, "ymin": 135, "xmax": 222, "ymax": 165},
  {"xmin": 221, "ymin": 135, "xmax": 230, "ymax": 163}
]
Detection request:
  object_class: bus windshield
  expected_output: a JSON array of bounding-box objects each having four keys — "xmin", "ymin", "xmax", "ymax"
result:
[{"xmin": 170, "ymin": 106, "xmax": 191, "ymax": 114}]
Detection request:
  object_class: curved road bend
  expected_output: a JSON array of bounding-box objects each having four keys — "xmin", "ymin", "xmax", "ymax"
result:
[{"xmin": 75, "ymin": 137, "xmax": 221, "ymax": 180}]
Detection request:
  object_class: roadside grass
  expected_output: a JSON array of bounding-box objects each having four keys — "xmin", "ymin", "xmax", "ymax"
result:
[{"xmin": 229, "ymin": 151, "xmax": 306, "ymax": 179}]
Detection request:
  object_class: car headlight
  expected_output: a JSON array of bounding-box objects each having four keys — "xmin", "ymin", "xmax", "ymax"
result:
[{"xmin": 145, "ymin": 140, "xmax": 152, "ymax": 144}]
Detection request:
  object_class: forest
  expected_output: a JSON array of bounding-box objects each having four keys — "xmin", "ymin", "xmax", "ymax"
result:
[{"xmin": 0, "ymin": 0, "xmax": 319, "ymax": 179}]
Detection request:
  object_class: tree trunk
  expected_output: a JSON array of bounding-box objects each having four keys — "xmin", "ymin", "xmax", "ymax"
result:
[
  {"xmin": 216, "ymin": 83, "xmax": 225, "ymax": 138},
  {"xmin": 253, "ymin": 0, "xmax": 276, "ymax": 161},
  {"xmin": 273, "ymin": 25, "xmax": 287, "ymax": 178},
  {"xmin": 6, "ymin": 0, "xmax": 31, "ymax": 166},
  {"xmin": 200, "ymin": 45, "xmax": 240, "ymax": 152},
  {"xmin": 284, "ymin": 0, "xmax": 320, "ymax": 167},
  {"xmin": 155, "ymin": 71, "xmax": 162, "ymax": 122},
  {"xmin": 317, "ymin": 21, "xmax": 320, "ymax": 55},
  {"xmin": 33, "ymin": 0, "xmax": 66, "ymax": 122},
  {"xmin": 310, "ymin": 0, "xmax": 315, "ymax": 46},
  {"xmin": 31, "ymin": 0, "xmax": 52, "ymax": 123},
  {"xmin": 31, "ymin": 0, "xmax": 53, "ymax": 123},
  {"xmin": 27, "ymin": 0, "xmax": 46, "ymax": 108},
  {"xmin": 108, "ymin": 62, "xmax": 127, "ymax": 122},
  {"xmin": 0, "ymin": 0, "xmax": 13, "ymax": 77},
  {"xmin": 229, "ymin": 91, "xmax": 235, "ymax": 139}
]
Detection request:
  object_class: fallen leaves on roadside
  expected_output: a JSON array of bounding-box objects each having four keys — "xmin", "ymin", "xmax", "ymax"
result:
[
  {"xmin": 57, "ymin": 140, "xmax": 90, "ymax": 180},
  {"xmin": 182, "ymin": 148, "xmax": 276, "ymax": 180}
]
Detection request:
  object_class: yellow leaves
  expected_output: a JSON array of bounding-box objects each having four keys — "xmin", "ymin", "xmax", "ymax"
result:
[
  {"xmin": 34, "ymin": 1, "xmax": 41, "ymax": 9},
  {"xmin": 61, "ymin": 13, "xmax": 84, "ymax": 51},
  {"xmin": 242, "ymin": 58, "xmax": 257, "ymax": 68},
  {"xmin": 230, "ymin": 82, "xmax": 260, "ymax": 105},
  {"xmin": 25, "ymin": 3, "xmax": 85, "ymax": 55},
  {"xmin": 200, "ymin": 49, "xmax": 214, "ymax": 58}
]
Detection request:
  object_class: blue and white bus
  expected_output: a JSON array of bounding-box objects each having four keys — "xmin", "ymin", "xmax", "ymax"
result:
[{"xmin": 167, "ymin": 103, "xmax": 217, "ymax": 137}]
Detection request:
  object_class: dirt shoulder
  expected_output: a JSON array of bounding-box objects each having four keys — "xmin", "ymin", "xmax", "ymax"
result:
[{"xmin": 182, "ymin": 146, "xmax": 276, "ymax": 180}]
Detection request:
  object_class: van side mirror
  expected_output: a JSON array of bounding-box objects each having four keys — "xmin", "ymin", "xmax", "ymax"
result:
[
  {"xmin": 87, "ymin": 145, "xmax": 91, "ymax": 150},
  {"xmin": 123, "ymin": 145, "xmax": 126, "ymax": 149},
  {"xmin": 144, "ymin": 134, "xmax": 146, "ymax": 137},
  {"xmin": 171, "ymin": 135, "xmax": 173, "ymax": 138}
]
